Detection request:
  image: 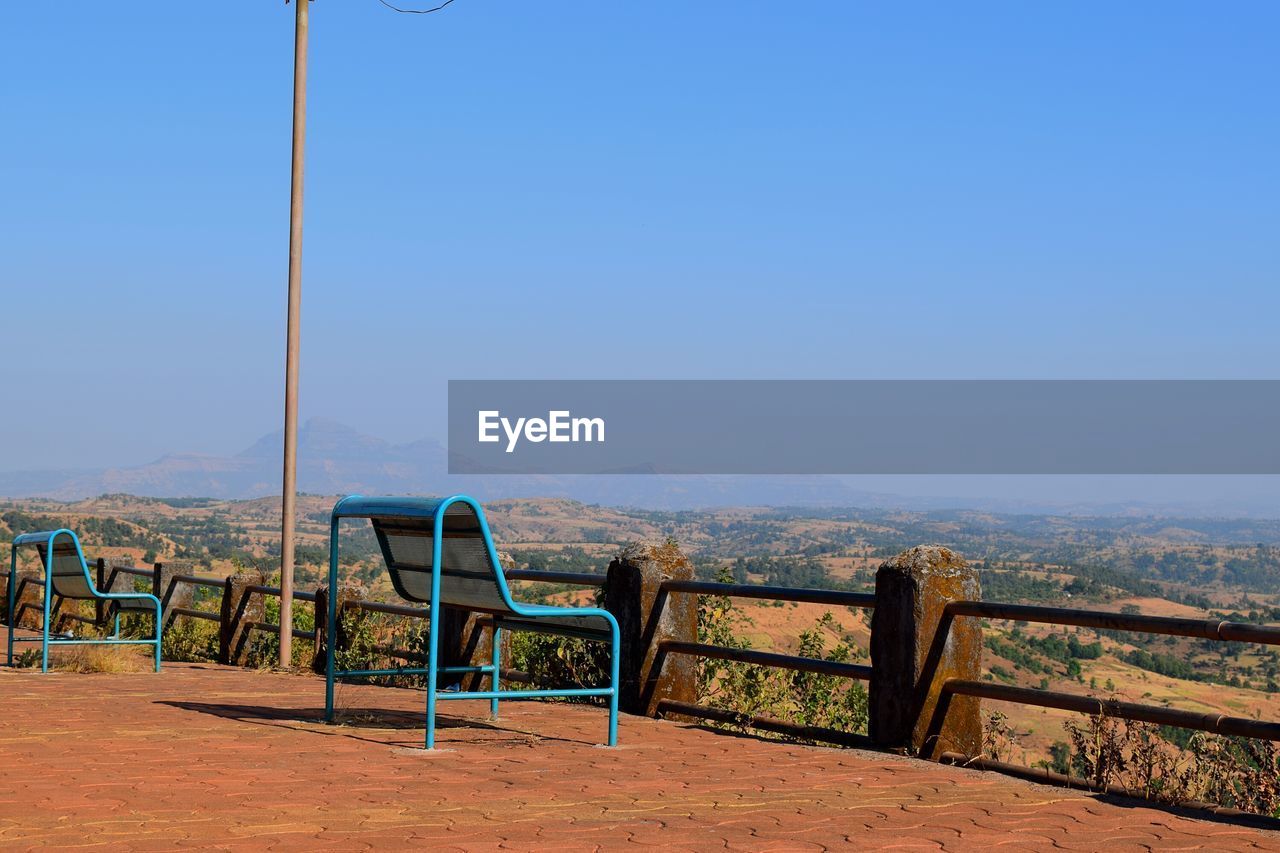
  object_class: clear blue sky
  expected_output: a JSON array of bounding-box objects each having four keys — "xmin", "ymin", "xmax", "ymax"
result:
[{"xmin": 2, "ymin": 2, "xmax": 1277, "ymax": 474}]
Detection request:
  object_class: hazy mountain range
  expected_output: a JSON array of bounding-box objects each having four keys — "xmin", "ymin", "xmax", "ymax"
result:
[
  {"xmin": 0, "ymin": 418, "xmax": 861, "ymax": 507},
  {"xmin": 1, "ymin": 417, "xmax": 1277, "ymax": 517}
]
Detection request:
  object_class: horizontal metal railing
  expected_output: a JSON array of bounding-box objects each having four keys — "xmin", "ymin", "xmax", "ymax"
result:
[
  {"xmin": 167, "ymin": 606, "xmax": 220, "ymax": 623},
  {"xmin": 248, "ymin": 620, "xmax": 315, "ymax": 641},
  {"xmin": 660, "ymin": 640, "xmax": 872, "ymax": 681},
  {"xmin": 945, "ymin": 600, "xmax": 1280, "ymax": 645},
  {"xmin": 72, "ymin": 565, "xmax": 323, "ymax": 639},
  {"xmin": 348, "ymin": 599, "xmax": 429, "ymax": 619},
  {"xmin": 943, "ymin": 679, "xmax": 1280, "ymax": 741},
  {"xmin": 923, "ymin": 599, "xmax": 1280, "ymax": 763},
  {"xmin": 171, "ymin": 573, "xmax": 225, "ymax": 589},
  {"xmin": 650, "ymin": 577, "xmax": 875, "ymax": 748},
  {"xmin": 160, "ymin": 574, "xmax": 228, "ymax": 626},
  {"xmin": 111, "ymin": 566, "xmax": 152, "ymax": 578},
  {"xmin": 662, "ymin": 579, "xmax": 875, "ymax": 609},
  {"xmin": 245, "ymin": 583, "xmax": 318, "ymax": 604},
  {"xmin": 505, "ymin": 569, "xmax": 607, "ymax": 587}
]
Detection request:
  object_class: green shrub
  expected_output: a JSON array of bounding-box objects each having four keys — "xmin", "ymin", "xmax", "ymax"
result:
[
  {"xmin": 245, "ymin": 592, "xmax": 316, "ymax": 670},
  {"xmin": 508, "ymin": 631, "xmax": 611, "ymax": 694},
  {"xmin": 163, "ymin": 617, "xmax": 219, "ymax": 662},
  {"xmin": 697, "ymin": 568, "xmax": 867, "ymax": 740}
]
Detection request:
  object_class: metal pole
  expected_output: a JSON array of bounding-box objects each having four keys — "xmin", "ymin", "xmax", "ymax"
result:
[{"xmin": 279, "ymin": 0, "xmax": 309, "ymax": 668}]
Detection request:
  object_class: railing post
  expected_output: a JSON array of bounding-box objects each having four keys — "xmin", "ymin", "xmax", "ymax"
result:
[
  {"xmin": 219, "ymin": 568, "xmax": 265, "ymax": 666},
  {"xmin": 152, "ymin": 560, "xmax": 194, "ymax": 632},
  {"xmin": 311, "ymin": 581, "xmax": 366, "ymax": 674},
  {"xmin": 442, "ymin": 607, "xmax": 498, "ymax": 690},
  {"xmin": 604, "ymin": 541, "xmax": 698, "ymax": 716},
  {"xmin": 101, "ymin": 560, "xmax": 127, "ymax": 596},
  {"xmin": 870, "ymin": 545, "xmax": 982, "ymax": 757},
  {"xmin": 94, "ymin": 558, "xmax": 106, "ymax": 627},
  {"xmin": 312, "ymin": 587, "xmax": 328, "ymax": 674}
]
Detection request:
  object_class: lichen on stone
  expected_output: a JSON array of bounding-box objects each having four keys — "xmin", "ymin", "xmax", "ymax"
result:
[{"xmin": 880, "ymin": 545, "xmax": 967, "ymax": 573}]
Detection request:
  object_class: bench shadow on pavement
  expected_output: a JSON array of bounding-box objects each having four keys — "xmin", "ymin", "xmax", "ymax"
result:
[{"xmin": 156, "ymin": 700, "xmax": 587, "ymax": 748}]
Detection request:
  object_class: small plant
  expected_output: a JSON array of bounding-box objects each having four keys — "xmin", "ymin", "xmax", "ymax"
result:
[
  {"xmin": 1186, "ymin": 734, "xmax": 1280, "ymax": 816},
  {"xmin": 506, "ymin": 575, "xmax": 610, "ymax": 698},
  {"xmin": 789, "ymin": 613, "xmax": 868, "ymax": 733},
  {"xmin": 245, "ymin": 590, "xmax": 317, "ymax": 670},
  {"xmin": 332, "ymin": 609, "xmax": 392, "ymax": 676},
  {"xmin": 696, "ymin": 568, "xmax": 868, "ymax": 740},
  {"xmin": 1055, "ymin": 702, "xmax": 1280, "ymax": 817},
  {"xmin": 508, "ymin": 631, "xmax": 610, "ymax": 694},
  {"xmin": 983, "ymin": 710, "xmax": 1017, "ymax": 763},
  {"xmin": 1064, "ymin": 707, "xmax": 1126, "ymax": 787}
]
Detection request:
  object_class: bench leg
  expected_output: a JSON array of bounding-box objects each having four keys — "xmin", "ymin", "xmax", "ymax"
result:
[
  {"xmin": 490, "ymin": 625, "xmax": 501, "ymax": 720},
  {"xmin": 153, "ymin": 600, "xmax": 163, "ymax": 672},
  {"xmin": 6, "ymin": 554, "xmax": 14, "ymax": 667},
  {"xmin": 325, "ymin": 517, "xmax": 340, "ymax": 723},
  {"xmin": 40, "ymin": 574, "xmax": 52, "ymax": 674},
  {"xmin": 607, "ymin": 620, "xmax": 620, "ymax": 747},
  {"xmin": 425, "ymin": 596, "xmax": 440, "ymax": 749}
]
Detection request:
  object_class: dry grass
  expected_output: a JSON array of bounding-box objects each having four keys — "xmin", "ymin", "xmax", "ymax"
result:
[
  {"xmin": 35, "ymin": 645, "xmax": 154, "ymax": 674},
  {"xmin": 732, "ymin": 599, "xmax": 869, "ymax": 654},
  {"xmin": 987, "ymin": 654, "xmax": 1280, "ymax": 766}
]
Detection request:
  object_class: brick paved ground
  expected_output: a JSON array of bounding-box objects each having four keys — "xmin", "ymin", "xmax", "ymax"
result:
[{"xmin": 0, "ymin": 660, "xmax": 1277, "ymax": 851}]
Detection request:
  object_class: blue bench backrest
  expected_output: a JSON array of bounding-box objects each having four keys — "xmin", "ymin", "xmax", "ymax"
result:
[
  {"xmin": 335, "ymin": 497, "xmax": 512, "ymax": 614},
  {"xmin": 14, "ymin": 530, "xmax": 95, "ymax": 599}
]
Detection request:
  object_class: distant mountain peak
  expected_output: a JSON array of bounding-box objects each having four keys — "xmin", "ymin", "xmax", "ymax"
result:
[{"xmin": 236, "ymin": 417, "xmax": 391, "ymax": 460}]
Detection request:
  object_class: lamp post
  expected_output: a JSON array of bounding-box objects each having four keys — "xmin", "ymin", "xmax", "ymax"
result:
[{"xmin": 279, "ymin": 0, "xmax": 309, "ymax": 668}]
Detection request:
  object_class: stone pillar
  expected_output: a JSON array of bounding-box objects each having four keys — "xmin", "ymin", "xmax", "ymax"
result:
[
  {"xmin": 441, "ymin": 607, "xmax": 503, "ymax": 690},
  {"xmin": 100, "ymin": 560, "xmax": 133, "ymax": 596},
  {"xmin": 153, "ymin": 560, "xmax": 195, "ymax": 631},
  {"xmin": 311, "ymin": 580, "xmax": 368, "ymax": 674},
  {"xmin": 219, "ymin": 568, "xmax": 265, "ymax": 666},
  {"xmin": 870, "ymin": 545, "xmax": 982, "ymax": 757},
  {"xmin": 604, "ymin": 541, "xmax": 698, "ymax": 716}
]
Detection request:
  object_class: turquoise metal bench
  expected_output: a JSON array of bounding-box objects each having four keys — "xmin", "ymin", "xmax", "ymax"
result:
[
  {"xmin": 324, "ymin": 495, "xmax": 620, "ymax": 748},
  {"xmin": 7, "ymin": 529, "xmax": 162, "ymax": 672}
]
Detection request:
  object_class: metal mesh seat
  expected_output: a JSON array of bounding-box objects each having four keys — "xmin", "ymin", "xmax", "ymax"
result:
[
  {"xmin": 38, "ymin": 540, "xmax": 95, "ymax": 600},
  {"xmin": 374, "ymin": 503, "xmax": 507, "ymax": 611},
  {"xmin": 494, "ymin": 605, "xmax": 614, "ymax": 640},
  {"xmin": 32, "ymin": 543, "xmax": 154, "ymax": 611}
]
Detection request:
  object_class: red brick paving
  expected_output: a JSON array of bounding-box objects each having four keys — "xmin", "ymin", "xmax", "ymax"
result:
[{"xmin": 0, "ymin": 660, "xmax": 1277, "ymax": 850}]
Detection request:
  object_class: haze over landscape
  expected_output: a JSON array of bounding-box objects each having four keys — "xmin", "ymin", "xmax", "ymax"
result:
[{"xmin": 1, "ymin": 416, "xmax": 1277, "ymax": 517}]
